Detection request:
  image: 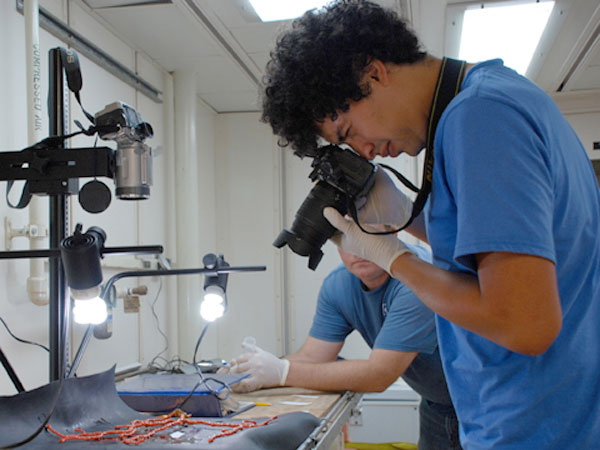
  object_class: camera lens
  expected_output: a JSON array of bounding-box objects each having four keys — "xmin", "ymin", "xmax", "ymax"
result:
[
  {"xmin": 273, "ymin": 181, "xmax": 348, "ymax": 270},
  {"xmin": 114, "ymin": 141, "xmax": 152, "ymax": 200}
]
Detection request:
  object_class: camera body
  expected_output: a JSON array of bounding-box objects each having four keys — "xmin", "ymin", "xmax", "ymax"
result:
[
  {"xmin": 95, "ymin": 101, "xmax": 153, "ymax": 200},
  {"xmin": 274, "ymin": 145, "xmax": 377, "ymax": 270},
  {"xmin": 307, "ymin": 144, "xmax": 375, "ymax": 198}
]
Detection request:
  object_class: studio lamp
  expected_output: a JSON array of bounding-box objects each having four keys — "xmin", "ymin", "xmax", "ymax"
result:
[
  {"xmin": 60, "ymin": 224, "xmax": 108, "ymax": 325},
  {"xmin": 59, "ymin": 225, "xmax": 265, "ymax": 378},
  {"xmin": 201, "ymin": 254, "xmax": 229, "ymax": 322}
]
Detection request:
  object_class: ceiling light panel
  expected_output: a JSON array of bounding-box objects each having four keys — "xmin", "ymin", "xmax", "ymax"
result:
[
  {"xmin": 248, "ymin": 0, "xmax": 329, "ymax": 22},
  {"xmin": 458, "ymin": 0, "xmax": 554, "ymax": 75}
]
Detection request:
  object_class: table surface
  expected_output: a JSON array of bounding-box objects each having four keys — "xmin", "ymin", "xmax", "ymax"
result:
[
  {"xmin": 231, "ymin": 387, "xmax": 362, "ymax": 450},
  {"xmin": 232, "ymin": 386, "xmax": 346, "ymax": 419}
]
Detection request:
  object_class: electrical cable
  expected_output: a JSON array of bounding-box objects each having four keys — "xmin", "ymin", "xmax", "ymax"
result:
[
  {"xmin": 147, "ymin": 356, "xmax": 187, "ymax": 373},
  {"xmin": 174, "ymin": 323, "xmax": 231, "ymax": 412},
  {"xmin": 0, "ymin": 345, "xmax": 25, "ymax": 393},
  {"xmin": 146, "ymin": 279, "xmax": 169, "ymax": 368},
  {"xmin": 0, "ymin": 316, "xmax": 49, "ymax": 353},
  {"xmin": 192, "ymin": 323, "xmax": 231, "ymax": 399}
]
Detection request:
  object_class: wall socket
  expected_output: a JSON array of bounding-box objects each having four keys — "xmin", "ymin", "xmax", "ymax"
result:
[{"xmin": 123, "ymin": 295, "xmax": 140, "ymax": 313}]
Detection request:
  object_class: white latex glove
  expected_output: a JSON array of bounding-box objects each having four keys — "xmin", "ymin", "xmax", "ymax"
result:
[
  {"xmin": 323, "ymin": 207, "xmax": 413, "ymax": 273},
  {"xmin": 228, "ymin": 340, "xmax": 290, "ymax": 393},
  {"xmin": 356, "ymin": 166, "xmax": 413, "ymax": 228}
]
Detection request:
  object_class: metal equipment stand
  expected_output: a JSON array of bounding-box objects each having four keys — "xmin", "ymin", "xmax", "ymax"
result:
[{"xmin": 47, "ymin": 46, "xmax": 72, "ymax": 381}]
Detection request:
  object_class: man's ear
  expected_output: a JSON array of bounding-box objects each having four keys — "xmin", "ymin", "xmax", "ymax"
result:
[{"xmin": 363, "ymin": 59, "xmax": 389, "ymax": 86}]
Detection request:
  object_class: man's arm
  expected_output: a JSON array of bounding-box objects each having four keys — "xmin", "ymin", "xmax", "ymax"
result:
[
  {"xmin": 229, "ymin": 336, "xmax": 417, "ymax": 393},
  {"xmin": 285, "ymin": 337, "xmax": 417, "ymax": 392},
  {"xmin": 285, "ymin": 336, "xmax": 343, "ymax": 363},
  {"xmin": 390, "ymin": 251, "xmax": 562, "ymax": 355},
  {"xmin": 324, "ymin": 208, "xmax": 563, "ymax": 356}
]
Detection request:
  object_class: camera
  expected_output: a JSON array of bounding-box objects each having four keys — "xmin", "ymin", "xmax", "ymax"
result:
[
  {"xmin": 273, "ymin": 145, "xmax": 377, "ymax": 270},
  {"xmin": 95, "ymin": 101, "xmax": 153, "ymax": 200}
]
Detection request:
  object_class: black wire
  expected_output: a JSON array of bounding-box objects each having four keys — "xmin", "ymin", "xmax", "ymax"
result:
[
  {"xmin": 0, "ymin": 316, "xmax": 49, "ymax": 353},
  {"xmin": 147, "ymin": 356, "xmax": 191, "ymax": 374},
  {"xmin": 192, "ymin": 323, "xmax": 230, "ymax": 400},
  {"xmin": 173, "ymin": 323, "xmax": 231, "ymax": 412},
  {"xmin": 0, "ymin": 345, "xmax": 25, "ymax": 392},
  {"xmin": 147, "ymin": 279, "xmax": 169, "ymax": 368}
]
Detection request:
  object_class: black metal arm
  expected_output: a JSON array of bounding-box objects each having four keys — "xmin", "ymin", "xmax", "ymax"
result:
[
  {"xmin": 0, "ymin": 144, "xmax": 115, "ymax": 197},
  {"xmin": 68, "ymin": 264, "xmax": 266, "ymax": 378},
  {"xmin": 0, "ymin": 245, "xmax": 164, "ymax": 260}
]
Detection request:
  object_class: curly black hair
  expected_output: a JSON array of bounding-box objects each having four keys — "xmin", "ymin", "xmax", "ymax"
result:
[{"xmin": 261, "ymin": 0, "xmax": 426, "ymax": 157}]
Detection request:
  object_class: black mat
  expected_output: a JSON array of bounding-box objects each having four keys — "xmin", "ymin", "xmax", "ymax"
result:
[{"xmin": 0, "ymin": 368, "xmax": 320, "ymax": 449}]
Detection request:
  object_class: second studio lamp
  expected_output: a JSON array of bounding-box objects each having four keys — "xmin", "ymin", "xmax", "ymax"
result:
[{"xmin": 60, "ymin": 224, "xmax": 108, "ymax": 325}]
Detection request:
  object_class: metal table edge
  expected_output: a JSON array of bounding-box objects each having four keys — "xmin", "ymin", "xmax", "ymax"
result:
[{"xmin": 297, "ymin": 391, "xmax": 362, "ymax": 450}]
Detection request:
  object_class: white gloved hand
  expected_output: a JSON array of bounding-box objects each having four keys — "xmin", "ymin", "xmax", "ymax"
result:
[
  {"xmin": 228, "ymin": 340, "xmax": 290, "ymax": 393},
  {"xmin": 323, "ymin": 207, "xmax": 413, "ymax": 273},
  {"xmin": 356, "ymin": 166, "xmax": 413, "ymax": 228}
]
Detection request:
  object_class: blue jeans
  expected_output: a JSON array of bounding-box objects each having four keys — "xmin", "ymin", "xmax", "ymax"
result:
[{"xmin": 418, "ymin": 398, "xmax": 462, "ymax": 449}]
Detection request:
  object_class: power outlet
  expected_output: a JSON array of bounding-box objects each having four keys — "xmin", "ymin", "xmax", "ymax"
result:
[{"xmin": 123, "ymin": 295, "xmax": 140, "ymax": 313}]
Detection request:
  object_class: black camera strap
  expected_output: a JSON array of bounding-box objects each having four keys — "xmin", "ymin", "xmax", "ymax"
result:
[
  {"xmin": 6, "ymin": 48, "xmax": 96, "ymax": 209},
  {"xmin": 350, "ymin": 57, "xmax": 467, "ymax": 235},
  {"xmin": 59, "ymin": 48, "xmax": 96, "ymax": 125}
]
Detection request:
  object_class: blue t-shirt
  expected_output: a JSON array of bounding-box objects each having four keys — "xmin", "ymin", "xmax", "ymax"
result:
[
  {"xmin": 426, "ymin": 59, "xmax": 600, "ymax": 449},
  {"xmin": 309, "ymin": 245, "xmax": 452, "ymax": 405}
]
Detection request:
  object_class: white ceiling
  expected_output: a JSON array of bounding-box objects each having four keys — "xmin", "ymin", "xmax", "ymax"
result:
[{"xmin": 80, "ymin": 0, "xmax": 600, "ymax": 113}]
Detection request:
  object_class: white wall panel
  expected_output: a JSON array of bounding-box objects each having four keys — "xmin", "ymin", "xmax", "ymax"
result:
[
  {"xmin": 179, "ymin": 98, "xmax": 218, "ymax": 363},
  {"xmin": 213, "ymin": 113, "xmax": 281, "ymax": 360},
  {"xmin": 135, "ymin": 59, "xmax": 173, "ymax": 367},
  {"xmin": 564, "ymin": 111, "xmax": 600, "ymax": 160}
]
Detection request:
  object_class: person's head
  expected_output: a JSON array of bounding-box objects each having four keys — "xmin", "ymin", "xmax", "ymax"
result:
[
  {"xmin": 337, "ymin": 224, "xmax": 392, "ymax": 290},
  {"xmin": 337, "ymin": 247, "xmax": 388, "ymax": 290},
  {"xmin": 261, "ymin": 0, "xmax": 426, "ymax": 158}
]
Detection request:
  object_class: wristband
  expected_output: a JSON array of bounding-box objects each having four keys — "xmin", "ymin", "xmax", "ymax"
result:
[
  {"xmin": 386, "ymin": 247, "xmax": 415, "ymax": 274},
  {"xmin": 280, "ymin": 359, "xmax": 291, "ymax": 385}
]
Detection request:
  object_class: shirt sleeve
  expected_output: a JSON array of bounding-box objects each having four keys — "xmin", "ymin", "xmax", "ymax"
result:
[
  {"xmin": 308, "ymin": 276, "xmax": 352, "ymax": 343},
  {"xmin": 440, "ymin": 96, "xmax": 555, "ymax": 271},
  {"xmin": 373, "ymin": 282, "xmax": 438, "ymax": 353}
]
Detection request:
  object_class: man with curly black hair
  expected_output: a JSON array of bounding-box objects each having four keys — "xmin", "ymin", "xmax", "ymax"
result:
[
  {"xmin": 261, "ymin": 1, "xmax": 600, "ymax": 449},
  {"xmin": 262, "ymin": 0, "xmax": 426, "ymax": 158}
]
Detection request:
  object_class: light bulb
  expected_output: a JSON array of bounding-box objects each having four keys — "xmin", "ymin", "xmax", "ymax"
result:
[
  {"xmin": 71, "ymin": 285, "xmax": 101, "ymax": 300},
  {"xmin": 73, "ymin": 297, "xmax": 108, "ymax": 325},
  {"xmin": 200, "ymin": 285, "xmax": 226, "ymax": 322}
]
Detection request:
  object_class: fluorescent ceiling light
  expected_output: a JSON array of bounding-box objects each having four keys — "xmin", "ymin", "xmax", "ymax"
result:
[
  {"xmin": 248, "ymin": 0, "xmax": 330, "ymax": 22},
  {"xmin": 459, "ymin": 1, "xmax": 554, "ymax": 75}
]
